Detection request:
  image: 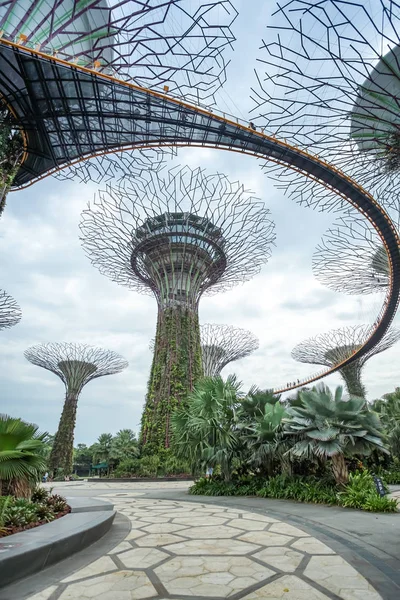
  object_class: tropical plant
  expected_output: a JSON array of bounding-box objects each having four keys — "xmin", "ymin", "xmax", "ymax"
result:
[
  {"xmin": 284, "ymin": 385, "xmax": 387, "ymax": 485},
  {"xmin": 110, "ymin": 429, "xmax": 139, "ymax": 461},
  {"xmin": 172, "ymin": 375, "xmax": 243, "ymax": 481},
  {"xmin": 239, "ymin": 389, "xmax": 290, "ymax": 476},
  {"xmin": 92, "ymin": 433, "xmax": 113, "ymax": 464},
  {"xmin": 0, "ymin": 415, "xmax": 47, "ymax": 497},
  {"xmin": 372, "ymin": 389, "xmax": 400, "ymax": 460}
]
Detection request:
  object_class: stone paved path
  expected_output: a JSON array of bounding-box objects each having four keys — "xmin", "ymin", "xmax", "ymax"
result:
[{"xmin": 28, "ymin": 493, "xmax": 383, "ymax": 600}]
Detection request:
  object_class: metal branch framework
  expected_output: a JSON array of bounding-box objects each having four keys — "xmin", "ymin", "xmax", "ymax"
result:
[
  {"xmin": 0, "ymin": 289, "xmax": 21, "ymax": 330},
  {"xmin": 251, "ymin": 0, "xmax": 400, "ymax": 216},
  {"xmin": 24, "ymin": 342, "xmax": 128, "ymax": 473},
  {"xmin": 80, "ymin": 165, "xmax": 275, "ymax": 308},
  {"xmin": 292, "ymin": 325, "xmax": 400, "ymax": 398},
  {"xmin": 80, "ymin": 165, "xmax": 274, "ymax": 450},
  {"xmin": 313, "ymin": 209, "xmax": 390, "ymax": 295},
  {"xmin": 200, "ymin": 323, "xmax": 259, "ymax": 377},
  {"xmin": 0, "ymin": 0, "xmax": 237, "ymax": 186}
]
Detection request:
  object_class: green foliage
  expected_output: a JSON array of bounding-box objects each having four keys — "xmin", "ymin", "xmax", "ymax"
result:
[
  {"xmin": 0, "ymin": 414, "xmax": 47, "ymax": 494},
  {"xmin": 339, "ymin": 471, "xmax": 397, "ymax": 512},
  {"xmin": 189, "ymin": 471, "xmax": 397, "ymax": 512},
  {"xmin": 0, "ymin": 107, "xmax": 23, "ymax": 216},
  {"xmin": 111, "ymin": 429, "xmax": 139, "ymax": 461},
  {"xmin": 49, "ymin": 394, "xmax": 79, "ymax": 475},
  {"xmin": 0, "ymin": 489, "xmax": 68, "ymax": 532},
  {"xmin": 172, "ymin": 375, "xmax": 243, "ymax": 481},
  {"xmin": 141, "ymin": 306, "xmax": 203, "ymax": 452},
  {"xmin": 284, "ymin": 385, "xmax": 387, "ymax": 484}
]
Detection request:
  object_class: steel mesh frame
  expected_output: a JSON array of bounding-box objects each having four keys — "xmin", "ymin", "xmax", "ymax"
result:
[
  {"xmin": 200, "ymin": 323, "xmax": 259, "ymax": 376},
  {"xmin": 0, "ymin": 288, "xmax": 21, "ymax": 330}
]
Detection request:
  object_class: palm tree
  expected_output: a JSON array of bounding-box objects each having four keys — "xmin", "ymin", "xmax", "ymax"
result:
[
  {"xmin": 111, "ymin": 429, "xmax": 139, "ymax": 462},
  {"xmin": 240, "ymin": 396, "xmax": 290, "ymax": 476},
  {"xmin": 172, "ymin": 375, "xmax": 242, "ymax": 481},
  {"xmin": 284, "ymin": 385, "xmax": 387, "ymax": 485},
  {"xmin": 372, "ymin": 389, "xmax": 400, "ymax": 460},
  {"xmin": 0, "ymin": 414, "xmax": 47, "ymax": 497},
  {"xmin": 94, "ymin": 433, "xmax": 113, "ymax": 464}
]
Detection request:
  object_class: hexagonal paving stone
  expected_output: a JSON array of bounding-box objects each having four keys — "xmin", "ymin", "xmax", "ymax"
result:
[
  {"xmin": 291, "ymin": 538, "xmax": 335, "ymax": 555},
  {"xmin": 165, "ymin": 538, "xmax": 260, "ymax": 555},
  {"xmin": 181, "ymin": 525, "xmax": 243, "ymax": 539},
  {"xmin": 62, "ymin": 557, "xmax": 117, "ymax": 582},
  {"xmin": 238, "ymin": 531, "xmax": 293, "ymax": 546},
  {"xmin": 141, "ymin": 522, "xmax": 188, "ymax": 534},
  {"xmin": 135, "ymin": 533, "xmax": 187, "ymax": 546},
  {"xmin": 269, "ymin": 522, "xmax": 310, "ymax": 537},
  {"xmin": 58, "ymin": 570, "xmax": 157, "ymax": 600},
  {"xmin": 227, "ymin": 518, "xmax": 269, "ymax": 531},
  {"xmin": 118, "ymin": 547, "xmax": 169, "ymax": 569},
  {"xmin": 108, "ymin": 542, "xmax": 133, "ymax": 555},
  {"xmin": 253, "ymin": 547, "xmax": 304, "ymax": 572},
  {"xmin": 240, "ymin": 513, "xmax": 279, "ymax": 523},
  {"xmin": 171, "ymin": 516, "xmax": 228, "ymax": 526},
  {"xmin": 154, "ymin": 556, "xmax": 274, "ymax": 597},
  {"xmin": 241, "ymin": 575, "xmax": 331, "ymax": 599},
  {"xmin": 304, "ymin": 556, "xmax": 383, "ymax": 600}
]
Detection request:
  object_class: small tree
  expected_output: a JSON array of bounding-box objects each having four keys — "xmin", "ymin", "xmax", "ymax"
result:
[
  {"xmin": 111, "ymin": 430, "xmax": 139, "ymax": 463},
  {"xmin": 284, "ymin": 385, "xmax": 387, "ymax": 485}
]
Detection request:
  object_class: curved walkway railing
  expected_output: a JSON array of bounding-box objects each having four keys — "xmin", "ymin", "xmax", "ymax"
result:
[{"xmin": 1, "ymin": 38, "xmax": 399, "ymax": 394}]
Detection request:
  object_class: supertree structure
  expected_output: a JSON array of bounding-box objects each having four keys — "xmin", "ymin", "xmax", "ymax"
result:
[
  {"xmin": 24, "ymin": 342, "xmax": 128, "ymax": 474},
  {"xmin": 0, "ymin": 289, "xmax": 21, "ymax": 330},
  {"xmin": 292, "ymin": 326, "xmax": 400, "ymax": 399},
  {"xmin": 251, "ymin": 0, "xmax": 400, "ymax": 214},
  {"xmin": 150, "ymin": 323, "xmax": 259, "ymax": 377},
  {"xmin": 313, "ymin": 209, "xmax": 390, "ymax": 295},
  {"xmin": 80, "ymin": 165, "xmax": 275, "ymax": 451},
  {"xmin": 0, "ymin": 0, "xmax": 237, "ymax": 204},
  {"xmin": 200, "ymin": 324, "xmax": 259, "ymax": 377}
]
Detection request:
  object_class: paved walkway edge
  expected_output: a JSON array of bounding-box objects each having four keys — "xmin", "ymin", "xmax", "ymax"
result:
[{"xmin": 0, "ymin": 499, "xmax": 115, "ymax": 589}]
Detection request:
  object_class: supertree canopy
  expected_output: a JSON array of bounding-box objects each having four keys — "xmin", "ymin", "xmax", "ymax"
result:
[
  {"xmin": 200, "ymin": 323, "xmax": 259, "ymax": 377},
  {"xmin": 80, "ymin": 165, "xmax": 275, "ymax": 450},
  {"xmin": 313, "ymin": 209, "xmax": 390, "ymax": 295},
  {"xmin": 292, "ymin": 326, "xmax": 400, "ymax": 399},
  {"xmin": 0, "ymin": 289, "xmax": 21, "ymax": 330},
  {"xmin": 0, "ymin": 0, "xmax": 237, "ymax": 197},
  {"xmin": 24, "ymin": 342, "xmax": 128, "ymax": 474},
  {"xmin": 251, "ymin": 0, "xmax": 400, "ymax": 213}
]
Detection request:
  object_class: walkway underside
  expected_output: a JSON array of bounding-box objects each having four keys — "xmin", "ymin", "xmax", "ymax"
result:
[{"xmin": 1, "ymin": 39, "xmax": 399, "ymax": 392}]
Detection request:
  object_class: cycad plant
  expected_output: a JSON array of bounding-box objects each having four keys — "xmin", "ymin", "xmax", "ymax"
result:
[
  {"xmin": 0, "ymin": 415, "xmax": 47, "ymax": 497},
  {"xmin": 172, "ymin": 375, "xmax": 242, "ymax": 481},
  {"xmin": 284, "ymin": 385, "xmax": 387, "ymax": 485}
]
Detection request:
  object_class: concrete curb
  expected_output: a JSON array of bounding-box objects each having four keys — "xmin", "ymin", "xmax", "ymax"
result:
[{"xmin": 0, "ymin": 498, "xmax": 115, "ymax": 589}]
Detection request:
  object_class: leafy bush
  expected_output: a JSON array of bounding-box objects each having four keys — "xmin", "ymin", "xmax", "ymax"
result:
[
  {"xmin": 338, "ymin": 471, "xmax": 397, "ymax": 512},
  {"xmin": 4, "ymin": 499, "xmax": 38, "ymax": 527},
  {"xmin": 31, "ymin": 487, "xmax": 50, "ymax": 503},
  {"xmin": 139, "ymin": 455, "xmax": 160, "ymax": 478},
  {"xmin": 189, "ymin": 471, "xmax": 398, "ymax": 512},
  {"xmin": 34, "ymin": 503, "xmax": 55, "ymax": 522},
  {"xmin": 113, "ymin": 458, "xmax": 142, "ymax": 478},
  {"xmin": 45, "ymin": 493, "xmax": 68, "ymax": 513},
  {"xmin": 0, "ymin": 496, "xmax": 13, "ymax": 528}
]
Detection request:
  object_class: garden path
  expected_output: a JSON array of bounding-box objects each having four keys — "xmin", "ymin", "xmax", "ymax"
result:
[{"xmin": 21, "ymin": 482, "xmax": 383, "ymax": 600}]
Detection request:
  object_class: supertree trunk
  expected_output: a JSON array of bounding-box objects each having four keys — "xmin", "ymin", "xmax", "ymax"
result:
[
  {"xmin": 340, "ymin": 364, "xmax": 366, "ymax": 399},
  {"xmin": 49, "ymin": 393, "xmax": 79, "ymax": 475},
  {"xmin": 0, "ymin": 113, "xmax": 24, "ymax": 217},
  {"xmin": 141, "ymin": 306, "xmax": 203, "ymax": 453}
]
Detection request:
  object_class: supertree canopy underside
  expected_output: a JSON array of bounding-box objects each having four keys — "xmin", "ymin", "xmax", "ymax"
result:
[
  {"xmin": 24, "ymin": 342, "xmax": 128, "ymax": 473},
  {"xmin": 200, "ymin": 323, "xmax": 259, "ymax": 377},
  {"xmin": 80, "ymin": 166, "xmax": 275, "ymax": 308},
  {"xmin": 250, "ymin": 0, "xmax": 400, "ymax": 215},
  {"xmin": 2, "ymin": 39, "xmax": 400, "ymax": 391},
  {"xmin": 292, "ymin": 325, "xmax": 400, "ymax": 398},
  {"xmin": 313, "ymin": 209, "xmax": 390, "ymax": 295},
  {"xmin": 0, "ymin": 288, "xmax": 21, "ymax": 330}
]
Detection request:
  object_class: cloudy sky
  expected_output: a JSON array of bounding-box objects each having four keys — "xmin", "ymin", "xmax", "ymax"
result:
[{"xmin": 1, "ymin": 1, "xmax": 398, "ymax": 445}]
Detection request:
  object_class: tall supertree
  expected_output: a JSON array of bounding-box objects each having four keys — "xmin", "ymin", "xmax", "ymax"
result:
[
  {"xmin": 251, "ymin": 0, "xmax": 400, "ymax": 215},
  {"xmin": 0, "ymin": 0, "xmax": 237, "ymax": 206},
  {"xmin": 200, "ymin": 324, "xmax": 259, "ymax": 377},
  {"xmin": 150, "ymin": 323, "xmax": 259, "ymax": 377},
  {"xmin": 292, "ymin": 326, "xmax": 400, "ymax": 399},
  {"xmin": 80, "ymin": 165, "xmax": 275, "ymax": 451},
  {"xmin": 24, "ymin": 342, "xmax": 128, "ymax": 474},
  {"xmin": 313, "ymin": 209, "xmax": 390, "ymax": 295},
  {"xmin": 0, "ymin": 289, "xmax": 21, "ymax": 330}
]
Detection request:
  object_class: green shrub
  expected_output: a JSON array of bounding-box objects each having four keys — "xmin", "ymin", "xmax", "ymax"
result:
[
  {"xmin": 113, "ymin": 458, "xmax": 142, "ymax": 478},
  {"xmin": 31, "ymin": 487, "xmax": 50, "ymax": 503},
  {"xmin": 4, "ymin": 499, "xmax": 38, "ymax": 527},
  {"xmin": 0, "ymin": 496, "xmax": 13, "ymax": 528},
  {"xmin": 189, "ymin": 472, "xmax": 398, "ymax": 512},
  {"xmin": 45, "ymin": 493, "xmax": 68, "ymax": 513},
  {"xmin": 338, "ymin": 471, "xmax": 397, "ymax": 512},
  {"xmin": 34, "ymin": 503, "xmax": 55, "ymax": 522},
  {"xmin": 139, "ymin": 455, "xmax": 161, "ymax": 478}
]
